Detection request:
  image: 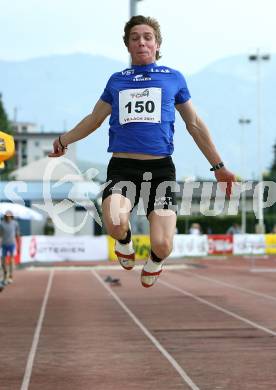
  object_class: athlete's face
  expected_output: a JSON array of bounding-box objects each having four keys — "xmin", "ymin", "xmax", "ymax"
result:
[{"xmin": 128, "ymin": 24, "xmax": 159, "ymax": 65}]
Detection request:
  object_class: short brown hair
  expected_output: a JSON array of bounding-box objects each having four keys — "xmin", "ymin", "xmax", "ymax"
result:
[{"xmin": 123, "ymin": 15, "xmax": 162, "ymax": 60}]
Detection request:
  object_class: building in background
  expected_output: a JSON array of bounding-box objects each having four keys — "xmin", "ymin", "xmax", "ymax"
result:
[{"xmin": 11, "ymin": 121, "xmax": 77, "ymax": 168}]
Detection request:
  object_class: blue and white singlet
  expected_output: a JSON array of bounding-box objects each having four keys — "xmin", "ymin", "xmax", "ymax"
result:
[{"xmin": 100, "ymin": 62, "xmax": 191, "ymax": 155}]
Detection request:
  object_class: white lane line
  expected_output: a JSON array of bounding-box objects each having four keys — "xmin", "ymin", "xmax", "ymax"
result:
[
  {"xmin": 21, "ymin": 270, "xmax": 54, "ymax": 390},
  {"xmin": 159, "ymin": 279, "xmax": 276, "ymax": 337},
  {"xmin": 183, "ymin": 272, "xmax": 276, "ymax": 303},
  {"xmin": 91, "ymin": 270, "xmax": 200, "ymax": 390}
]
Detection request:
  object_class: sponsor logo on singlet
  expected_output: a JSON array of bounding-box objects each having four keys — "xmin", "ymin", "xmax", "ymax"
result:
[
  {"xmin": 150, "ymin": 68, "xmax": 170, "ymax": 73},
  {"xmin": 133, "ymin": 74, "xmax": 151, "ymax": 82},
  {"xmin": 122, "ymin": 69, "xmax": 135, "ymax": 76}
]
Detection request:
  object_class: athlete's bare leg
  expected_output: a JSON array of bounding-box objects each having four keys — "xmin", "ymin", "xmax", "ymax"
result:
[
  {"xmin": 1, "ymin": 255, "xmax": 8, "ymax": 282},
  {"xmin": 102, "ymin": 194, "xmax": 131, "ymax": 240},
  {"xmin": 8, "ymin": 255, "xmax": 15, "ymax": 281},
  {"xmin": 141, "ymin": 209, "xmax": 176, "ymax": 287},
  {"xmin": 102, "ymin": 194, "xmax": 135, "ymax": 270},
  {"xmin": 148, "ymin": 209, "xmax": 176, "ymax": 258}
]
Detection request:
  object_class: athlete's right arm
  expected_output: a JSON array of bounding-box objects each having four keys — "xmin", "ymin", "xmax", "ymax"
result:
[{"xmin": 48, "ymin": 99, "xmax": 112, "ymax": 157}]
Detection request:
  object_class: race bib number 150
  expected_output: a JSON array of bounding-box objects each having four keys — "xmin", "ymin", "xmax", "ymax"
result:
[{"xmin": 119, "ymin": 87, "xmax": 161, "ymax": 125}]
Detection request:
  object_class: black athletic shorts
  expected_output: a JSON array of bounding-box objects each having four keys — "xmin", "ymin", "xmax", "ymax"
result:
[{"xmin": 102, "ymin": 156, "xmax": 178, "ymax": 218}]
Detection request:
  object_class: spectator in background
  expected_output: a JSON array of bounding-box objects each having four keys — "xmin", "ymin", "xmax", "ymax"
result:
[
  {"xmin": 189, "ymin": 223, "xmax": 201, "ymax": 235},
  {"xmin": 271, "ymin": 225, "xmax": 276, "ymax": 234},
  {"xmin": 44, "ymin": 217, "xmax": 55, "ymax": 235},
  {"xmin": 226, "ymin": 223, "xmax": 241, "ymax": 235},
  {"xmin": 0, "ymin": 211, "xmax": 20, "ymax": 285}
]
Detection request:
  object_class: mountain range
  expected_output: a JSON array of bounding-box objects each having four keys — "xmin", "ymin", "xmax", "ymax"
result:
[{"xmin": 0, "ymin": 53, "xmax": 275, "ymax": 180}]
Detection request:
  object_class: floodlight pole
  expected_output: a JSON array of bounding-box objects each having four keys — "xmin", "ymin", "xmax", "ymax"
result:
[
  {"xmin": 130, "ymin": 0, "xmax": 143, "ymax": 18},
  {"xmin": 239, "ymin": 118, "xmax": 251, "ymax": 233},
  {"xmin": 129, "ymin": 0, "xmax": 143, "ymax": 65},
  {"xmin": 248, "ymin": 49, "xmax": 270, "ymax": 233}
]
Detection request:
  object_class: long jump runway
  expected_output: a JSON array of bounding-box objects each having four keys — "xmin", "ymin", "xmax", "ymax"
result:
[{"xmin": 1, "ymin": 258, "xmax": 276, "ymax": 390}]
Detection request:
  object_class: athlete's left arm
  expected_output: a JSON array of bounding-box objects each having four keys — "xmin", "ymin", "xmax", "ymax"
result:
[{"xmin": 176, "ymin": 100, "xmax": 236, "ymax": 196}]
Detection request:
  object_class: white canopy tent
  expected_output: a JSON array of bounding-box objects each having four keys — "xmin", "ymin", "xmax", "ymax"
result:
[{"xmin": 0, "ymin": 202, "xmax": 43, "ymax": 220}]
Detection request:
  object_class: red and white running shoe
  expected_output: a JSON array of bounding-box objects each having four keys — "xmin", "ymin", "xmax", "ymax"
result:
[
  {"xmin": 141, "ymin": 257, "xmax": 164, "ymax": 288},
  {"xmin": 115, "ymin": 240, "xmax": 135, "ymax": 270}
]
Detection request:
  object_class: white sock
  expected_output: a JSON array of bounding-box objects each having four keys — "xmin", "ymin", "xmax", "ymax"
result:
[{"xmin": 144, "ymin": 257, "xmax": 163, "ymax": 273}]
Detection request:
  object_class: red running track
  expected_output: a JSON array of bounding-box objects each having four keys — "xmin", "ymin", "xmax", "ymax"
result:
[{"xmin": 0, "ymin": 256, "xmax": 276, "ymax": 390}]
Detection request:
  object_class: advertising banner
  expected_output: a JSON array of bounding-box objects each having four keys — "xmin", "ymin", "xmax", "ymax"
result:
[
  {"xmin": 233, "ymin": 234, "xmax": 266, "ymax": 255},
  {"xmin": 169, "ymin": 234, "xmax": 208, "ymax": 258},
  {"xmin": 208, "ymin": 234, "xmax": 233, "ymax": 255},
  {"xmin": 20, "ymin": 235, "xmax": 108, "ymax": 263},
  {"xmin": 264, "ymin": 234, "xmax": 276, "ymax": 254},
  {"xmin": 18, "ymin": 233, "xmax": 275, "ymax": 264}
]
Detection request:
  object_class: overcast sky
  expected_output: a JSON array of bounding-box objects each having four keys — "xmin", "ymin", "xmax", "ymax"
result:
[{"xmin": 1, "ymin": 0, "xmax": 275, "ymax": 74}]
